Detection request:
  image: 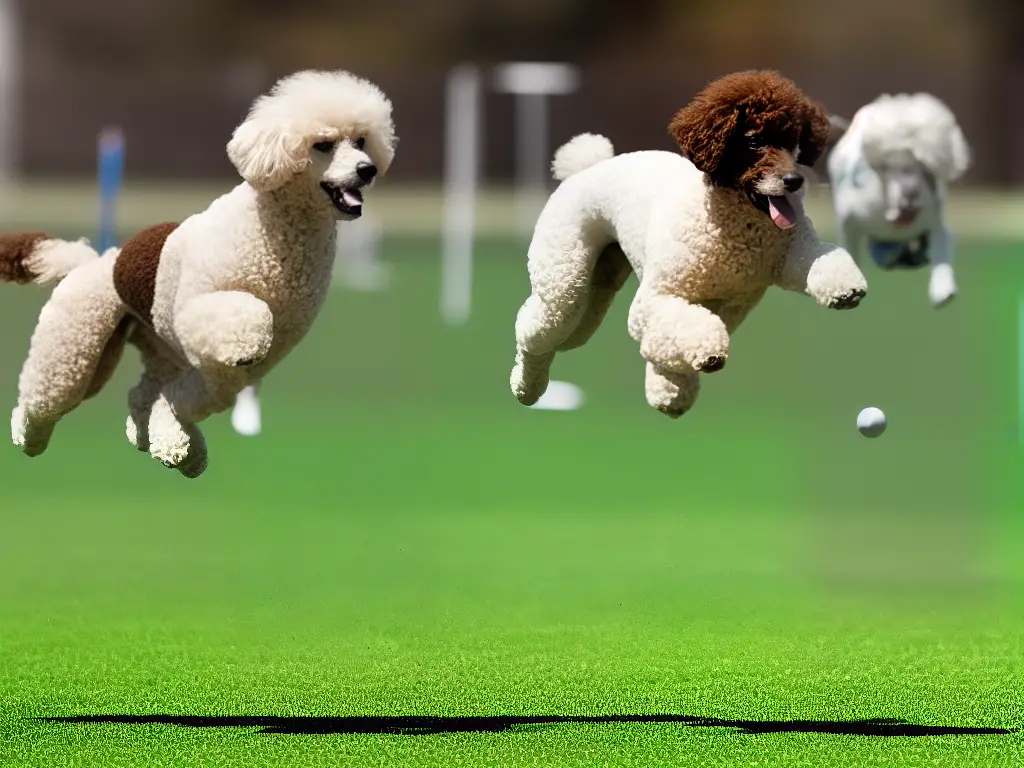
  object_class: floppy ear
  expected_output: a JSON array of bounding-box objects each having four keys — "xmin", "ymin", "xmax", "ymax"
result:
[
  {"xmin": 938, "ymin": 122, "xmax": 971, "ymax": 182},
  {"xmin": 798, "ymin": 100, "xmax": 831, "ymax": 168},
  {"xmin": 226, "ymin": 117, "xmax": 310, "ymax": 192},
  {"xmin": 668, "ymin": 100, "xmax": 741, "ymax": 181}
]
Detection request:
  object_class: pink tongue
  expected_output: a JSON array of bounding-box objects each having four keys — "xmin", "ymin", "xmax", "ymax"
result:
[
  {"xmin": 768, "ymin": 196, "xmax": 797, "ymax": 229},
  {"xmin": 341, "ymin": 190, "xmax": 362, "ymax": 207}
]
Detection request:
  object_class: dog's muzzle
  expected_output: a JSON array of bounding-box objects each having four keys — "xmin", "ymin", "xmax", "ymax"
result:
[
  {"xmin": 320, "ymin": 181, "xmax": 365, "ymax": 217},
  {"xmin": 747, "ymin": 171, "xmax": 805, "ymax": 229},
  {"xmin": 747, "ymin": 186, "xmax": 803, "ymax": 229},
  {"xmin": 320, "ymin": 163, "xmax": 376, "ymax": 217},
  {"xmin": 885, "ymin": 206, "xmax": 921, "ymax": 227}
]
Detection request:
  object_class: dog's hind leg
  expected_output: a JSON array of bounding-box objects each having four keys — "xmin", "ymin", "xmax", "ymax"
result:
[
  {"xmin": 511, "ymin": 227, "xmax": 608, "ymax": 406},
  {"xmin": 11, "ymin": 252, "xmax": 127, "ymax": 456},
  {"xmin": 82, "ymin": 317, "xmax": 135, "ymax": 401},
  {"xmin": 124, "ymin": 326, "xmax": 188, "ymax": 455},
  {"xmin": 557, "ymin": 243, "xmax": 632, "ymax": 351}
]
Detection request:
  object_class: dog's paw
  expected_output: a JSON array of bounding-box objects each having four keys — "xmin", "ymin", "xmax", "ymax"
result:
[
  {"xmin": 928, "ymin": 264, "xmax": 957, "ymax": 309},
  {"xmin": 693, "ymin": 355, "xmax": 726, "ymax": 373},
  {"xmin": 510, "ymin": 351, "xmax": 554, "ymax": 406},
  {"xmin": 931, "ymin": 290, "xmax": 956, "ymax": 310},
  {"xmin": 655, "ymin": 404, "xmax": 688, "ymax": 419},
  {"xmin": 828, "ymin": 288, "xmax": 866, "ymax": 310},
  {"xmin": 511, "ymin": 368, "xmax": 545, "ymax": 406},
  {"xmin": 220, "ymin": 337, "xmax": 271, "ymax": 368},
  {"xmin": 125, "ymin": 414, "xmax": 150, "ymax": 452},
  {"xmin": 11, "ymin": 405, "xmax": 54, "ymax": 457}
]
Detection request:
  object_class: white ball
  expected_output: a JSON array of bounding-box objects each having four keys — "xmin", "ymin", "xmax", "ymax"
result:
[{"xmin": 857, "ymin": 407, "xmax": 887, "ymax": 438}]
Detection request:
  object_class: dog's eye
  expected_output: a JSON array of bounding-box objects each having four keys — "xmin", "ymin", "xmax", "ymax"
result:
[
  {"xmin": 353, "ymin": 137, "xmax": 366, "ymax": 150},
  {"xmin": 312, "ymin": 140, "xmax": 337, "ymax": 153},
  {"xmin": 746, "ymin": 135, "xmax": 763, "ymax": 149}
]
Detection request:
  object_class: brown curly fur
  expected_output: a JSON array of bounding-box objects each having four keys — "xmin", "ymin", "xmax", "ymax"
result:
[
  {"xmin": 0, "ymin": 232, "xmax": 51, "ymax": 284},
  {"xmin": 668, "ymin": 70, "xmax": 830, "ymax": 194},
  {"xmin": 113, "ymin": 222, "xmax": 179, "ymax": 325}
]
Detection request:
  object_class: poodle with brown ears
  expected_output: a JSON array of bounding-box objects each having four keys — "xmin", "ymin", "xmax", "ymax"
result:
[
  {"xmin": 510, "ymin": 69, "xmax": 869, "ymax": 418},
  {"xmin": 0, "ymin": 69, "xmax": 396, "ymax": 477}
]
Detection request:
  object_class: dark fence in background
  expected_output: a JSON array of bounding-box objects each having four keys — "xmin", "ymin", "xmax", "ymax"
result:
[{"xmin": 18, "ymin": 61, "xmax": 1021, "ymax": 185}]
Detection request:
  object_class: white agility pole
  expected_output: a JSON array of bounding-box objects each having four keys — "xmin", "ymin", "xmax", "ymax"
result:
[
  {"xmin": 492, "ymin": 62, "xmax": 580, "ymax": 237},
  {"xmin": 440, "ymin": 62, "xmax": 580, "ymax": 326},
  {"xmin": 440, "ymin": 64, "xmax": 482, "ymax": 326}
]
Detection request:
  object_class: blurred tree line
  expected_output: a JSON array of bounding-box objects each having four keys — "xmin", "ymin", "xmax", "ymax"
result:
[
  {"xmin": 18, "ymin": 0, "xmax": 1020, "ymax": 76},
  {"xmin": 13, "ymin": 0, "xmax": 1024, "ymax": 183}
]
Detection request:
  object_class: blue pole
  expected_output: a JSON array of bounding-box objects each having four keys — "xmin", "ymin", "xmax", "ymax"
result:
[{"xmin": 97, "ymin": 126, "xmax": 125, "ymax": 253}]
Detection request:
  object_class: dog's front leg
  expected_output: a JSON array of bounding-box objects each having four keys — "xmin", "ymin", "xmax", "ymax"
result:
[
  {"xmin": 628, "ymin": 287, "xmax": 730, "ymax": 374},
  {"xmin": 777, "ymin": 225, "xmax": 868, "ymax": 310},
  {"xmin": 837, "ymin": 214, "xmax": 868, "ymax": 267},
  {"xmin": 927, "ymin": 223, "xmax": 957, "ymax": 309},
  {"xmin": 174, "ymin": 291, "xmax": 274, "ymax": 369}
]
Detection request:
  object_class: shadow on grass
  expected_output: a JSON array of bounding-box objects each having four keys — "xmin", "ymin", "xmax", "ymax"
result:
[{"xmin": 39, "ymin": 714, "xmax": 1017, "ymax": 737}]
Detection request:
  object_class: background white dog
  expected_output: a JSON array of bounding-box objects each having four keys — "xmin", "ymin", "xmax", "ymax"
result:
[{"xmin": 827, "ymin": 93, "xmax": 971, "ymax": 309}]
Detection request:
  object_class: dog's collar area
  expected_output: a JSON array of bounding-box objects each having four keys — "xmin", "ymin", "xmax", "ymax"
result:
[{"xmin": 320, "ymin": 182, "xmax": 364, "ymax": 217}]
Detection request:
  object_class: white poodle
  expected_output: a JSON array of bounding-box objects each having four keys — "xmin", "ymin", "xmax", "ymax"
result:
[
  {"xmin": 0, "ymin": 69, "xmax": 397, "ymax": 477},
  {"xmin": 827, "ymin": 92, "xmax": 971, "ymax": 309},
  {"xmin": 510, "ymin": 70, "xmax": 868, "ymax": 418}
]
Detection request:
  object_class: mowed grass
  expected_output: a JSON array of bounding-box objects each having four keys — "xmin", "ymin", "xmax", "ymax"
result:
[{"xmin": 0, "ymin": 232, "xmax": 1022, "ymax": 767}]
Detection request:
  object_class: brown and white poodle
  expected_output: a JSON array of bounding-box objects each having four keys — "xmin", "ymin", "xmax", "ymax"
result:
[
  {"xmin": 0, "ymin": 69, "xmax": 397, "ymax": 478},
  {"xmin": 510, "ymin": 69, "xmax": 868, "ymax": 417}
]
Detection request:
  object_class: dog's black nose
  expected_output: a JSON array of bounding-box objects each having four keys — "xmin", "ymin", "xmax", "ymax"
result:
[
  {"xmin": 356, "ymin": 162, "xmax": 377, "ymax": 183},
  {"xmin": 783, "ymin": 173, "xmax": 804, "ymax": 193}
]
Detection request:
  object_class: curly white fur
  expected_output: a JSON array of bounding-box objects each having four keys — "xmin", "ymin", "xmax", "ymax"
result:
[
  {"xmin": 551, "ymin": 133, "xmax": 615, "ymax": 181},
  {"xmin": 23, "ymin": 238, "xmax": 103, "ymax": 286},
  {"xmin": 511, "ymin": 134, "xmax": 867, "ymax": 417},
  {"xmin": 856, "ymin": 93, "xmax": 970, "ymax": 183},
  {"xmin": 827, "ymin": 92, "xmax": 970, "ymax": 309},
  {"xmin": 227, "ymin": 70, "xmax": 396, "ymax": 193},
  {"xmin": 5, "ymin": 69, "xmax": 397, "ymax": 477}
]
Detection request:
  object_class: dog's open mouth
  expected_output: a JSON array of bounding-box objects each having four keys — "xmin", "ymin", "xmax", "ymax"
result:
[
  {"xmin": 747, "ymin": 190, "xmax": 801, "ymax": 230},
  {"xmin": 886, "ymin": 208, "xmax": 920, "ymax": 227},
  {"xmin": 320, "ymin": 182, "xmax": 364, "ymax": 217}
]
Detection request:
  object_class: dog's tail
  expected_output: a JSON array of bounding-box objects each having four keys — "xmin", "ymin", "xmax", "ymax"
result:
[
  {"xmin": 551, "ymin": 133, "xmax": 615, "ymax": 181},
  {"xmin": 0, "ymin": 233, "xmax": 100, "ymax": 287}
]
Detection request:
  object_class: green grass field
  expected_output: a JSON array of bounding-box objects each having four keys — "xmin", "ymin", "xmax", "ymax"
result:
[{"xmin": 0, "ymin": 229, "xmax": 1022, "ymax": 767}]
